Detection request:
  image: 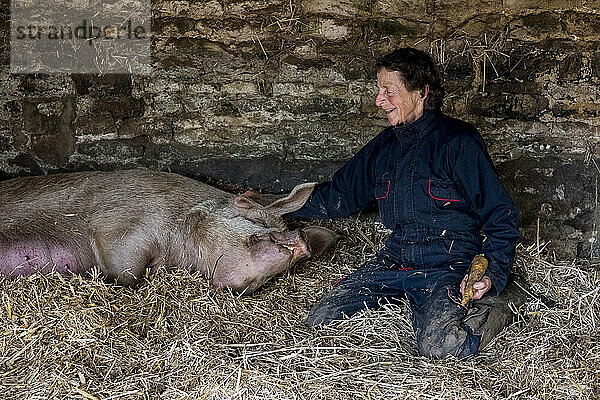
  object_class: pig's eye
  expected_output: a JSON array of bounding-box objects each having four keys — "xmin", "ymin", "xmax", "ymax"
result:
[{"xmin": 248, "ymin": 234, "xmax": 259, "ymax": 245}]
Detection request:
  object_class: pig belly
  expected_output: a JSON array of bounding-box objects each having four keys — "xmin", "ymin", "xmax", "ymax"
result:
[{"xmin": 0, "ymin": 242, "xmax": 88, "ymax": 277}]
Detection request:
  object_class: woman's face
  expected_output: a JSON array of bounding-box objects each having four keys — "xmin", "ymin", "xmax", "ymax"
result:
[{"xmin": 375, "ymin": 68, "xmax": 426, "ymax": 126}]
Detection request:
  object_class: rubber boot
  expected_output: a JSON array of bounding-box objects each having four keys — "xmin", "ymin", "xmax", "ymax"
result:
[{"xmin": 463, "ymin": 276, "xmax": 529, "ymax": 350}]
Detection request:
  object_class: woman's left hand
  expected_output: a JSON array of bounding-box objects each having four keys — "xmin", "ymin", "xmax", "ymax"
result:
[{"xmin": 459, "ymin": 275, "xmax": 493, "ymax": 301}]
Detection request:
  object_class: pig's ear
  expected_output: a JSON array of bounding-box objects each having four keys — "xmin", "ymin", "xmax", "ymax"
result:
[
  {"xmin": 264, "ymin": 182, "xmax": 316, "ymax": 216},
  {"xmin": 234, "ymin": 190, "xmax": 287, "ymax": 229},
  {"xmin": 301, "ymin": 226, "xmax": 340, "ymax": 257},
  {"xmin": 234, "ymin": 190, "xmax": 262, "ymax": 210}
]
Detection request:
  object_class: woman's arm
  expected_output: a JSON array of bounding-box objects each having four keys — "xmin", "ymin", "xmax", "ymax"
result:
[
  {"xmin": 285, "ymin": 135, "xmax": 381, "ymax": 220},
  {"xmin": 451, "ymin": 129, "xmax": 520, "ymax": 295}
]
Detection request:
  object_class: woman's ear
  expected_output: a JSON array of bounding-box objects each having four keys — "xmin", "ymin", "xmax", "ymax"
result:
[{"xmin": 420, "ymin": 84, "xmax": 430, "ymax": 100}]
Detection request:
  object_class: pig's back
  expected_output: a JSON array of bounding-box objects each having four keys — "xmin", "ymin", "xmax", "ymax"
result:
[{"xmin": 0, "ymin": 169, "xmax": 232, "ymax": 217}]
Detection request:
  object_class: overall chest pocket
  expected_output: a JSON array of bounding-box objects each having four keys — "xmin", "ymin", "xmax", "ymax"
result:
[
  {"xmin": 375, "ymin": 172, "xmax": 394, "ymax": 228},
  {"xmin": 427, "ymin": 178, "xmax": 462, "ymax": 202},
  {"xmin": 427, "ymin": 178, "xmax": 464, "ymax": 225}
]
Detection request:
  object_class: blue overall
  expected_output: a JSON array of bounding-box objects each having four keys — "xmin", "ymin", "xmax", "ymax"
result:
[{"xmin": 286, "ymin": 110, "xmax": 520, "ymax": 358}]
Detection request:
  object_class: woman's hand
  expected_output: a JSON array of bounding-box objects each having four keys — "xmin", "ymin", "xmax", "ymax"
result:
[{"xmin": 460, "ymin": 274, "xmax": 492, "ymax": 301}]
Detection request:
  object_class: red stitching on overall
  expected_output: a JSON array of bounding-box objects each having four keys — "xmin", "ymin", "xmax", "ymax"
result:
[
  {"xmin": 376, "ymin": 180, "xmax": 390, "ymax": 199},
  {"xmin": 428, "ymin": 179, "xmax": 461, "ymax": 202}
]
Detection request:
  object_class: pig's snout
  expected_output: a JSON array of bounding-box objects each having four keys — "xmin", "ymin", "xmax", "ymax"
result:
[
  {"xmin": 293, "ymin": 230, "xmax": 310, "ymax": 259},
  {"xmin": 268, "ymin": 230, "xmax": 311, "ymax": 260}
]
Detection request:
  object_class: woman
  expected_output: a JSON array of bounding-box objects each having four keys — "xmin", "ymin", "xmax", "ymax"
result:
[{"xmin": 285, "ymin": 47, "xmax": 525, "ymax": 358}]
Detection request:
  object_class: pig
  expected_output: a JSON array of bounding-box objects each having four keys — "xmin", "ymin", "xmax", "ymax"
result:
[{"xmin": 0, "ymin": 169, "xmax": 338, "ymax": 293}]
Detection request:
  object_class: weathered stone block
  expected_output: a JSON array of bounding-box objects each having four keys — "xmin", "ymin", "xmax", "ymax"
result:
[
  {"xmin": 74, "ymin": 93, "xmax": 146, "ymax": 138},
  {"xmin": 22, "ymin": 98, "xmax": 75, "ymax": 136},
  {"xmin": 18, "ymin": 75, "xmax": 74, "ymax": 97},
  {"xmin": 14, "ymin": 97, "xmax": 77, "ymax": 166},
  {"xmin": 155, "ymin": 0, "xmax": 224, "ymax": 19},
  {"xmin": 153, "ymin": 39, "xmax": 215, "ymax": 70},
  {"xmin": 432, "ymin": 0, "xmax": 503, "ymax": 23},
  {"xmin": 230, "ymin": 95, "xmax": 361, "ymax": 120},
  {"xmin": 178, "ymin": 82, "xmax": 217, "ymax": 113},
  {"xmin": 491, "ymin": 47, "xmax": 560, "ymax": 81},
  {"xmin": 150, "ymin": 91, "xmax": 183, "ymax": 116},
  {"xmin": 552, "ymin": 102, "xmax": 600, "ymax": 120},
  {"xmin": 225, "ymin": 0, "xmax": 287, "ymax": 17},
  {"xmin": 509, "ymin": 12, "xmax": 563, "ymax": 41},
  {"xmin": 503, "ymin": 0, "xmax": 582, "ymax": 10},
  {"xmin": 452, "ymin": 13, "xmax": 509, "ymax": 37},
  {"xmin": 547, "ymin": 81, "xmax": 600, "ymax": 100},
  {"xmin": 36, "ymin": 101, "xmax": 63, "ymax": 117},
  {"xmin": 8, "ymin": 154, "xmax": 45, "ymax": 176},
  {"xmin": 535, "ymin": 38, "xmax": 600, "ymax": 53},
  {"xmin": 72, "ymin": 75, "xmax": 132, "ymax": 97},
  {"xmin": 549, "ymin": 122, "xmax": 600, "ymax": 153},
  {"xmin": 583, "ymin": 0, "xmax": 600, "ymax": 9},
  {"xmin": 32, "ymin": 129, "xmax": 74, "ymax": 165},
  {"xmin": 442, "ymin": 52, "xmax": 476, "ymax": 83},
  {"xmin": 278, "ymin": 63, "xmax": 347, "ymax": 85},
  {"xmin": 319, "ymin": 19, "xmax": 350, "ymax": 40},
  {"xmin": 190, "ymin": 20, "xmax": 262, "ymax": 44},
  {"xmin": 170, "ymin": 155, "xmax": 343, "ymax": 192},
  {"xmin": 486, "ymin": 119, "xmax": 599, "ymax": 161},
  {"xmin": 172, "ymin": 118, "xmax": 209, "ymax": 143},
  {"xmin": 365, "ymin": 19, "xmax": 427, "ymax": 39},
  {"xmin": 300, "ymin": 0, "xmax": 365, "ymax": 17},
  {"xmin": 118, "ymin": 117, "xmax": 173, "ymax": 140},
  {"xmin": 76, "ymin": 137, "xmax": 157, "ymax": 161},
  {"xmin": 0, "ymin": 72, "xmax": 21, "ymax": 104},
  {"xmin": 468, "ymin": 90, "xmax": 549, "ymax": 121},
  {"xmin": 0, "ymin": 122, "xmax": 13, "ymax": 152},
  {"xmin": 154, "ymin": 0, "xmax": 192, "ymax": 17},
  {"xmin": 181, "ymin": 95, "xmax": 212, "ymax": 114},
  {"xmin": 95, "ymin": 98, "xmax": 146, "ymax": 120},
  {"xmin": 484, "ymin": 119, "xmax": 550, "ymax": 161},
  {"xmin": 591, "ymin": 53, "xmax": 600, "ymax": 79},
  {"xmin": 369, "ymin": 0, "xmax": 431, "ymax": 20},
  {"xmin": 562, "ymin": 12, "xmax": 600, "ymax": 40},
  {"xmin": 272, "ymin": 82, "xmax": 315, "ymax": 97},
  {"xmin": 279, "ymin": 53, "xmax": 334, "ymax": 71},
  {"xmin": 74, "ymin": 114, "xmax": 117, "ymax": 138},
  {"xmin": 559, "ymin": 54, "xmax": 582, "ymax": 81},
  {"xmin": 221, "ymin": 81, "xmax": 259, "ymax": 95},
  {"xmin": 153, "ymin": 17, "xmax": 198, "ymax": 37},
  {"xmin": 544, "ymin": 84, "xmax": 600, "ymax": 124}
]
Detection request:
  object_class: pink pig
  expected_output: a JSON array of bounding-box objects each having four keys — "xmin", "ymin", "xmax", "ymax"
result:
[{"xmin": 0, "ymin": 169, "xmax": 338, "ymax": 293}]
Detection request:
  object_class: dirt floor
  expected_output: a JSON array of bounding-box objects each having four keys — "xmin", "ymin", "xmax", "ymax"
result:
[{"xmin": 0, "ymin": 217, "xmax": 598, "ymax": 399}]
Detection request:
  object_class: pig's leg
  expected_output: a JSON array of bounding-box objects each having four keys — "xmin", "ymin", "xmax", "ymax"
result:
[{"xmin": 91, "ymin": 229, "xmax": 156, "ymax": 285}]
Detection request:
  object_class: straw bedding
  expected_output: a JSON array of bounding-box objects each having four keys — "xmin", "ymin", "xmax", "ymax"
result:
[{"xmin": 0, "ymin": 217, "xmax": 598, "ymax": 399}]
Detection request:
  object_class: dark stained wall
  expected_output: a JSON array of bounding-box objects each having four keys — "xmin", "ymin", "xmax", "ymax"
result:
[{"xmin": 1, "ymin": 0, "xmax": 599, "ymax": 257}]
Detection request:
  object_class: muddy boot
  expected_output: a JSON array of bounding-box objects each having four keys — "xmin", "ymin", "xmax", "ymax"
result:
[{"xmin": 463, "ymin": 276, "xmax": 529, "ymax": 350}]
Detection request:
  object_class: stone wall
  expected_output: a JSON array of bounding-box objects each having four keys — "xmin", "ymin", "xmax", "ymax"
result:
[{"xmin": 1, "ymin": 0, "xmax": 599, "ymax": 257}]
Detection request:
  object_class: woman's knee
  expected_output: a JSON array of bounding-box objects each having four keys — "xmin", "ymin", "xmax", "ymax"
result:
[
  {"xmin": 306, "ymin": 299, "xmax": 346, "ymax": 326},
  {"xmin": 416, "ymin": 323, "xmax": 480, "ymax": 359}
]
